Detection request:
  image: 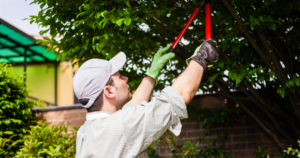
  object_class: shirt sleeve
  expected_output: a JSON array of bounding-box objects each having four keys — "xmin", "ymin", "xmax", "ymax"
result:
[{"xmin": 119, "ymin": 86, "xmax": 187, "ymax": 156}]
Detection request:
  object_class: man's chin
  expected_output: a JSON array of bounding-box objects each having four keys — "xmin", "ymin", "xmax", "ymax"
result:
[{"xmin": 129, "ymin": 93, "xmax": 133, "ymax": 100}]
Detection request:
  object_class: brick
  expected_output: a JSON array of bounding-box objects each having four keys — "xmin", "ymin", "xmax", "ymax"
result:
[
  {"xmin": 55, "ymin": 112, "xmax": 79, "ymax": 119},
  {"xmin": 178, "ymin": 131, "xmax": 187, "ymax": 138},
  {"xmin": 159, "ymin": 155, "xmax": 173, "ymax": 158},
  {"xmin": 264, "ymin": 149, "xmax": 282, "ymax": 155},
  {"xmin": 176, "ymin": 138, "xmax": 197, "ymax": 146},
  {"xmin": 79, "ymin": 111, "xmax": 87, "ymax": 118},
  {"xmin": 248, "ymin": 142, "xmax": 279, "ymax": 150},
  {"xmin": 231, "ymin": 150, "xmax": 254, "ymax": 158},
  {"xmin": 247, "ymin": 127, "xmax": 263, "ymax": 134},
  {"xmin": 68, "ymin": 125, "xmax": 81, "ymax": 132},
  {"xmin": 232, "ymin": 135, "xmax": 262, "ymax": 143},
  {"xmin": 217, "ymin": 128, "xmax": 246, "ymax": 136},
  {"xmin": 42, "ymin": 113, "xmax": 55, "ymax": 120},
  {"xmin": 282, "ymin": 140, "xmax": 291, "ymax": 147},
  {"xmin": 159, "ymin": 147, "xmax": 173, "ymax": 155},
  {"xmin": 201, "ymin": 136, "xmax": 219, "ymax": 145},
  {"xmin": 181, "ymin": 118, "xmax": 198, "ymax": 124},
  {"xmin": 224, "ymin": 143, "xmax": 247, "ymax": 150},
  {"xmin": 187, "ymin": 131, "xmax": 203, "ymax": 138},
  {"xmin": 64, "ymin": 109, "xmax": 85, "ymax": 113},
  {"xmin": 234, "ymin": 119, "xmax": 256, "ymax": 126},
  {"xmin": 49, "ymin": 120, "xmax": 65, "ymax": 126},
  {"xmin": 202, "ymin": 123, "xmax": 214, "ymax": 129},
  {"xmin": 224, "ymin": 137, "xmax": 232, "ymax": 144},
  {"xmin": 66, "ymin": 118, "xmax": 86, "ymax": 126},
  {"xmin": 182, "ymin": 124, "xmax": 201, "ymax": 131},
  {"xmin": 263, "ymin": 134, "xmax": 274, "ymax": 142}
]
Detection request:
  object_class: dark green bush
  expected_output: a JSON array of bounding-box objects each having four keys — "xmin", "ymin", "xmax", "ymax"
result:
[
  {"xmin": 0, "ymin": 62, "xmax": 36, "ymax": 153},
  {"xmin": 0, "ymin": 120, "xmax": 77, "ymax": 158},
  {"xmin": 13, "ymin": 120, "xmax": 77, "ymax": 158}
]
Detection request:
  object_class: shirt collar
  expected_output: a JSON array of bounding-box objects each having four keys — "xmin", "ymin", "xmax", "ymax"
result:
[{"xmin": 86, "ymin": 111, "xmax": 112, "ymax": 121}]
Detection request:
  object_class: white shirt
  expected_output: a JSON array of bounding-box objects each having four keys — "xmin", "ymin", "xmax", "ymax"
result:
[{"xmin": 76, "ymin": 86, "xmax": 187, "ymax": 158}]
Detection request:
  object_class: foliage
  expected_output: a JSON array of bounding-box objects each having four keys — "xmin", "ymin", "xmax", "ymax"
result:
[
  {"xmin": 188, "ymin": 105, "xmax": 243, "ymax": 125},
  {"xmin": 283, "ymin": 140, "xmax": 300, "ymax": 158},
  {"xmin": 147, "ymin": 105, "xmax": 240, "ymax": 158},
  {"xmin": 252, "ymin": 144, "xmax": 270, "ymax": 158},
  {"xmin": 0, "ymin": 135, "xmax": 17, "ymax": 157},
  {"xmin": 1, "ymin": 120, "xmax": 77, "ymax": 158},
  {"xmin": 147, "ymin": 128, "xmax": 233, "ymax": 158},
  {"xmin": 0, "ymin": 62, "xmax": 36, "ymax": 154},
  {"xmin": 28, "ymin": 0, "xmax": 300, "ymax": 148}
]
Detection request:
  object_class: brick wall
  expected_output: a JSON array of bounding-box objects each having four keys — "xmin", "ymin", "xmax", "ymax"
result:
[
  {"xmin": 33, "ymin": 105, "xmax": 87, "ymax": 131},
  {"xmin": 32, "ymin": 95, "xmax": 286, "ymax": 158}
]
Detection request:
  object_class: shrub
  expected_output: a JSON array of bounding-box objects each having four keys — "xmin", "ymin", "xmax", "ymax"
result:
[
  {"xmin": 0, "ymin": 62, "xmax": 36, "ymax": 154},
  {"xmin": 147, "ymin": 129, "xmax": 233, "ymax": 158},
  {"xmin": 147, "ymin": 105, "xmax": 241, "ymax": 158},
  {"xmin": 13, "ymin": 120, "xmax": 77, "ymax": 158}
]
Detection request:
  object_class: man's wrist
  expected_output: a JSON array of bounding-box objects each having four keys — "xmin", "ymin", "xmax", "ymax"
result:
[{"xmin": 143, "ymin": 75, "xmax": 156, "ymax": 85}]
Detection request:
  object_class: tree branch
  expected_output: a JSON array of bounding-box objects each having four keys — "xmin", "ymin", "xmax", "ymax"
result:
[
  {"xmin": 148, "ymin": 15, "xmax": 202, "ymax": 45},
  {"xmin": 256, "ymin": 30, "xmax": 288, "ymax": 84},
  {"xmin": 243, "ymin": 82, "xmax": 296, "ymax": 143},
  {"xmin": 215, "ymin": 92, "xmax": 250, "ymax": 100},
  {"xmin": 220, "ymin": 0, "xmax": 277, "ymax": 76},
  {"xmin": 238, "ymin": 103, "xmax": 285, "ymax": 150}
]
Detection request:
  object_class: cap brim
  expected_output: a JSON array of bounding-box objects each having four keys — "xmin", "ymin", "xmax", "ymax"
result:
[{"xmin": 109, "ymin": 52, "xmax": 126, "ymax": 75}]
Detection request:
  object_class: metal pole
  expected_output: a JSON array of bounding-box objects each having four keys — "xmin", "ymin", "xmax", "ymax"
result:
[
  {"xmin": 24, "ymin": 47, "xmax": 27, "ymax": 88},
  {"xmin": 54, "ymin": 62, "xmax": 58, "ymax": 106}
]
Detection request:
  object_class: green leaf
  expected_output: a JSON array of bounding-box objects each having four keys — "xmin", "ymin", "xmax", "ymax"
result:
[
  {"xmin": 210, "ymin": 73, "xmax": 219, "ymax": 84},
  {"xmin": 228, "ymin": 71, "xmax": 237, "ymax": 80},
  {"xmin": 258, "ymin": 74, "xmax": 265, "ymax": 82},
  {"xmin": 4, "ymin": 131, "xmax": 13, "ymax": 135},
  {"xmin": 236, "ymin": 74, "xmax": 245, "ymax": 84},
  {"xmin": 49, "ymin": 146, "xmax": 55, "ymax": 153},
  {"xmin": 295, "ymin": 78, "xmax": 300, "ymax": 86},
  {"xmin": 277, "ymin": 87, "xmax": 285, "ymax": 98},
  {"xmin": 124, "ymin": 17, "xmax": 132, "ymax": 26},
  {"xmin": 203, "ymin": 118, "xmax": 208, "ymax": 125},
  {"xmin": 77, "ymin": 12, "xmax": 87, "ymax": 18},
  {"xmin": 125, "ymin": 0, "xmax": 131, "ymax": 8},
  {"xmin": 132, "ymin": 17, "xmax": 138, "ymax": 21},
  {"xmin": 83, "ymin": 4, "xmax": 89, "ymax": 11},
  {"xmin": 249, "ymin": 16, "xmax": 254, "ymax": 22},
  {"xmin": 266, "ymin": 23, "xmax": 276, "ymax": 30},
  {"xmin": 262, "ymin": 16, "xmax": 273, "ymax": 22}
]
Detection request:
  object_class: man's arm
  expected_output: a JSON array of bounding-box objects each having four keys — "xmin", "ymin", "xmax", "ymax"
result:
[
  {"xmin": 129, "ymin": 45, "xmax": 175, "ymax": 105},
  {"xmin": 172, "ymin": 39, "xmax": 219, "ymax": 104},
  {"xmin": 172, "ymin": 60, "xmax": 203, "ymax": 105},
  {"xmin": 129, "ymin": 76, "xmax": 155, "ymax": 105}
]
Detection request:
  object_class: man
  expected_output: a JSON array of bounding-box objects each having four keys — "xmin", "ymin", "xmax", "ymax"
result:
[{"xmin": 73, "ymin": 39, "xmax": 218, "ymax": 158}]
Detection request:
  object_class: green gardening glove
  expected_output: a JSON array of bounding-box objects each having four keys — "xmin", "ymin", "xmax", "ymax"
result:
[{"xmin": 145, "ymin": 45, "xmax": 175, "ymax": 82}]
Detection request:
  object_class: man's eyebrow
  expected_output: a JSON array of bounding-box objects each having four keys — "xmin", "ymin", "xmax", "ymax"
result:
[{"xmin": 119, "ymin": 74, "xmax": 122, "ymax": 78}]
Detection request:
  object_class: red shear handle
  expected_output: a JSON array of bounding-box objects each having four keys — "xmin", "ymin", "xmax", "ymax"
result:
[
  {"xmin": 171, "ymin": 8, "xmax": 200, "ymax": 50},
  {"xmin": 205, "ymin": 2, "xmax": 211, "ymax": 40}
]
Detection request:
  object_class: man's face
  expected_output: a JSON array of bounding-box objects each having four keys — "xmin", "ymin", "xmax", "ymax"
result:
[{"xmin": 111, "ymin": 71, "xmax": 132, "ymax": 109}]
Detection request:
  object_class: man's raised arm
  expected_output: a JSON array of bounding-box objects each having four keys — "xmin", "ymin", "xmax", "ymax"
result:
[
  {"xmin": 129, "ymin": 46, "xmax": 175, "ymax": 105},
  {"xmin": 172, "ymin": 39, "xmax": 219, "ymax": 104}
]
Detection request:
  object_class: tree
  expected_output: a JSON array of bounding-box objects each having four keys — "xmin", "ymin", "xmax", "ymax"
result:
[{"xmin": 29, "ymin": 0, "xmax": 300, "ymax": 149}]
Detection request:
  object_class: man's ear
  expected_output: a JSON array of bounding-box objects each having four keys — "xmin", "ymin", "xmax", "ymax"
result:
[{"xmin": 103, "ymin": 86, "xmax": 115, "ymax": 99}]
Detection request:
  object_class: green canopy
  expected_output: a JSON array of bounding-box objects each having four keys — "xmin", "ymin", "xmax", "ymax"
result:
[{"xmin": 0, "ymin": 18, "xmax": 57, "ymax": 64}]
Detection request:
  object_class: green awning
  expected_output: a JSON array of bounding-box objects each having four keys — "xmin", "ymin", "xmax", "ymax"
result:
[{"xmin": 0, "ymin": 18, "xmax": 58, "ymax": 64}]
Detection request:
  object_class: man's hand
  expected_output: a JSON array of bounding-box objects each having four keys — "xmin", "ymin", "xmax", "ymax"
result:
[
  {"xmin": 186, "ymin": 39, "xmax": 219, "ymax": 71},
  {"xmin": 146, "ymin": 45, "xmax": 175, "ymax": 81}
]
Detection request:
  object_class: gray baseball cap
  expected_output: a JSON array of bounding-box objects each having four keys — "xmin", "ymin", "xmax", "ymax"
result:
[{"xmin": 73, "ymin": 52, "xmax": 126, "ymax": 108}]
